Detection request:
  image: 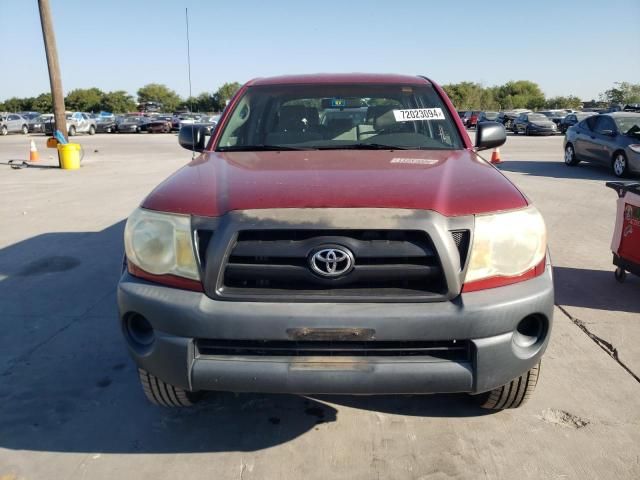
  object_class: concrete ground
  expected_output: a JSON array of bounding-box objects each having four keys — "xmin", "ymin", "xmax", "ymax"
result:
[{"xmin": 0, "ymin": 132, "xmax": 638, "ymax": 480}]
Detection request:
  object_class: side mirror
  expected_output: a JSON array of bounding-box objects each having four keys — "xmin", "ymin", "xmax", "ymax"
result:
[
  {"xmin": 475, "ymin": 121, "xmax": 506, "ymax": 151},
  {"xmin": 601, "ymin": 129, "xmax": 616, "ymax": 137},
  {"xmin": 179, "ymin": 124, "xmax": 207, "ymax": 152}
]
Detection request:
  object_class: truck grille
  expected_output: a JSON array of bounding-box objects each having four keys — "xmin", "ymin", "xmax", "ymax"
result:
[
  {"xmin": 218, "ymin": 229, "xmax": 447, "ymax": 301},
  {"xmin": 196, "ymin": 339, "xmax": 470, "ymax": 361}
]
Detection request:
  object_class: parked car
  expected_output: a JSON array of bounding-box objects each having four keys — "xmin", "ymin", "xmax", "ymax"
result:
[
  {"xmin": 118, "ymin": 73, "xmax": 553, "ymax": 410},
  {"xmin": 564, "ymin": 112, "xmax": 640, "ymax": 177},
  {"xmin": 96, "ymin": 116, "xmax": 118, "ymax": 133},
  {"xmin": 117, "ymin": 116, "xmax": 148, "ymax": 133},
  {"xmin": 43, "ymin": 112, "xmax": 97, "ymax": 136},
  {"xmin": 495, "ymin": 109, "xmax": 531, "ymax": 130},
  {"xmin": 559, "ymin": 112, "xmax": 597, "ymax": 134},
  {"xmin": 512, "ymin": 112, "xmax": 558, "ymax": 135},
  {"xmin": 19, "ymin": 111, "xmax": 41, "ymax": 122},
  {"xmin": 147, "ymin": 116, "xmax": 173, "ymax": 133},
  {"xmin": 462, "ymin": 110, "xmax": 481, "ymax": 128},
  {"xmin": 194, "ymin": 114, "xmax": 221, "ymax": 135},
  {"xmin": 477, "ymin": 111, "xmax": 499, "ymax": 123},
  {"xmin": 0, "ymin": 113, "xmax": 29, "ymax": 135},
  {"xmin": 538, "ymin": 110, "xmax": 567, "ymax": 128},
  {"xmin": 28, "ymin": 113, "xmax": 50, "ymax": 133}
]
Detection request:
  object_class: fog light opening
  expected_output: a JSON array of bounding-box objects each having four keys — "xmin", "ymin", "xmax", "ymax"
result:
[
  {"xmin": 513, "ymin": 315, "xmax": 546, "ymax": 349},
  {"xmin": 125, "ymin": 313, "xmax": 155, "ymax": 348}
]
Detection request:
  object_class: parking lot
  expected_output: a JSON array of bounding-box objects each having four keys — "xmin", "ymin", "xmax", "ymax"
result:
[{"xmin": 1, "ymin": 132, "xmax": 639, "ymax": 479}]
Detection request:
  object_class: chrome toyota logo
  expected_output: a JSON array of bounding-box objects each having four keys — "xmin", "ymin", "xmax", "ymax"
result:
[{"xmin": 309, "ymin": 247, "xmax": 354, "ymax": 277}]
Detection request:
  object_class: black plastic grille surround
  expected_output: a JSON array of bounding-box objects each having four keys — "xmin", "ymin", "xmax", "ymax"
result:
[
  {"xmin": 196, "ymin": 339, "xmax": 470, "ymax": 361},
  {"xmin": 218, "ymin": 229, "xmax": 447, "ymax": 300}
]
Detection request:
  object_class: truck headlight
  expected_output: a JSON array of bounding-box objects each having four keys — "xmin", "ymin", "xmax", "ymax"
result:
[
  {"xmin": 124, "ymin": 208, "xmax": 199, "ymax": 280},
  {"xmin": 465, "ymin": 206, "xmax": 547, "ymax": 285}
]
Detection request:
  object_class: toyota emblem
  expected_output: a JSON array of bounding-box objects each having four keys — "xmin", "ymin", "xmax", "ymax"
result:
[{"xmin": 309, "ymin": 247, "xmax": 354, "ymax": 278}]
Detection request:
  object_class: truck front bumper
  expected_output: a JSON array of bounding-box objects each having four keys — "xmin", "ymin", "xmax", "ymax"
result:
[{"xmin": 117, "ymin": 263, "xmax": 554, "ymax": 395}]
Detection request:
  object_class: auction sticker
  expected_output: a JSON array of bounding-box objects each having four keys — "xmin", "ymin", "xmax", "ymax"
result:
[{"xmin": 393, "ymin": 108, "xmax": 445, "ymax": 122}]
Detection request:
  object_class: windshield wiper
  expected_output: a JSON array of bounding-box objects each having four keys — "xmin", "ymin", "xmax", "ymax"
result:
[
  {"xmin": 314, "ymin": 143, "xmax": 410, "ymax": 150},
  {"xmin": 218, "ymin": 144, "xmax": 312, "ymax": 152}
]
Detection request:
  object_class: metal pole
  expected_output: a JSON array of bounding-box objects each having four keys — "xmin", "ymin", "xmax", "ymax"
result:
[{"xmin": 37, "ymin": 0, "xmax": 67, "ymax": 145}]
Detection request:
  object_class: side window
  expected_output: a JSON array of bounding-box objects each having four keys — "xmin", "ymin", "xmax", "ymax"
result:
[
  {"xmin": 8, "ymin": 114, "xmax": 18, "ymax": 121},
  {"xmin": 585, "ymin": 116, "xmax": 599, "ymax": 131},
  {"xmin": 593, "ymin": 116, "xmax": 615, "ymax": 134},
  {"xmin": 82, "ymin": 114, "xmax": 89, "ymax": 120}
]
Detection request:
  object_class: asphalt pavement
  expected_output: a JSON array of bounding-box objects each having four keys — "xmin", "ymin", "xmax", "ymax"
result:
[{"xmin": 0, "ymin": 132, "xmax": 638, "ymax": 479}]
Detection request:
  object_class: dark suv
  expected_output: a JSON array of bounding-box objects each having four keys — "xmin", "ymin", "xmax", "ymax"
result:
[{"xmin": 118, "ymin": 74, "xmax": 553, "ymax": 409}]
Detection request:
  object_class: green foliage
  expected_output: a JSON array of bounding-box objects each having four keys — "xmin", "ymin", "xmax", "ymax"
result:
[
  {"xmin": 65, "ymin": 87, "xmax": 104, "ymax": 112},
  {"xmin": 215, "ymin": 82, "xmax": 242, "ymax": 107},
  {"xmin": 31, "ymin": 93, "xmax": 53, "ymax": 112},
  {"xmin": 442, "ymin": 82, "xmax": 486, "ymax": 110},
  {"xmin": 494, "ymin": 81, "xmax": 546, "ymax": 110},
  {"xmin": 102, "ymin": 90, "xmax": 137, "ymax": 113},
  {"xmin": 545, "ymin": 96, "xmax": 582, "ymax": 109},
  {"xmin": 0, "ymin": 96, "xmax": 32, "ymax": 112},
  {"xmin": 137, "ymin": 83, "xmax": 182, "ymax": 111},
  {"xmin": 600, "ymin": 82, "xmax": 640, "ymax": 105}
]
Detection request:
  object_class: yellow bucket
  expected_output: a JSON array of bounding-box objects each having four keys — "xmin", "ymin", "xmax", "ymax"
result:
[{"xmin": 57, "ymin": 143, "xmax": 81, "ymax": 170}]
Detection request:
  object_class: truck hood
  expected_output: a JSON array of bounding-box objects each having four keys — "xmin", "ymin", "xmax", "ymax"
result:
[{"xmin": 142, "ymin": 149, "xmax": 527, "ymax": 217}]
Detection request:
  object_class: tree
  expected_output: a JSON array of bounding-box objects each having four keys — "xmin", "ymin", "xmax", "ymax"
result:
[
  {"xmin": 137, "ymin": 83, "xmax": 182, "ymax": 112},
  {"xmin": 0, "ymin": 97, "xmax": 32, "ymax": 112},
  {"xmin": 65, "ymin": 87, "xmax": 104, "ymax": 112},
  {"xmin": 31, "ymin": 93, "xmax": 53, "ymax": 112},
  {"xmin": 442, "ymin": 82, "xmax": 484, "ymax": 109},
  {"xmin": 102, "ymin": 90, "xmax": 137, "ymax": 113},
  {"xmin": 494, "ymin": 80, "xmax": 546, "ymax": 110},
  {"xmin": 600, "ymin": 82, "xmax": 640, "ymax": 105},
  {"xmin": 215, "ymin": 82, "xmax": 241, "ymax": 108},
  {"xmin": 545, "ymin": 96, "xmax": 582, "ymax": 110}
]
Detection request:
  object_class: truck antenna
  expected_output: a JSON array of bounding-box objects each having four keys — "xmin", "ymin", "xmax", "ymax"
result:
[{"xmin": 185, "ymin": 7, "xmax": 196, "ymax": 158}]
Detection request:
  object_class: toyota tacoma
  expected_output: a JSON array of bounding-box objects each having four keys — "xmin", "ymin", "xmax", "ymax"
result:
[{"xmin": 118, "ymin": 74, "xmax": 553, "ymax": 409}]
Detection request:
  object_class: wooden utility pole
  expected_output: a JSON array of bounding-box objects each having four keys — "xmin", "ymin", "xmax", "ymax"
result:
[{"xmin": 38, "ymin": 0, "xmax": 67, "ymax": 142}]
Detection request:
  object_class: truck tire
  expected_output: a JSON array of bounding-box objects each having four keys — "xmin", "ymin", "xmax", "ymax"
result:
[
  {"xmin": 138, "ymin": 368, "xmax": 201, "ymax": 407},
  {"xmin": 89, "ymin": 125, "xmax": 96, "ymax": 135},
  {"xmin": 478, "ymin": 362, "xmax": 540, "ymax": 410},
  {"xmin": 68, "ymin": 125, "xmax": 76, "ymax": 136},
  {"xmin": 22, "ymin": 124, "xmax": 29, "ymax": 135},
  {"xmin": 1, "ymin": 125, "xmax": 7, "ymax": 136}
]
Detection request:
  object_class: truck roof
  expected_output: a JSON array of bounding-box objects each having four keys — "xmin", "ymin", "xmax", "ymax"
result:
[{"xmin": 248, "ymin": 73, "xmax": 431, "ymax": 87}]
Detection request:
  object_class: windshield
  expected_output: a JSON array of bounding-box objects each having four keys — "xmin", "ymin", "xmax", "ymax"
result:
[
  {"xmin": 528, "ymin": 114, "xmax": 548, "ymax": 122},
  {"xmin": 614, "ymin": 115, "xmax": 640, "ymax": 136},
  {"xmin": 216, "ymin": 84, "xmax": 463, "ymax": 151}
]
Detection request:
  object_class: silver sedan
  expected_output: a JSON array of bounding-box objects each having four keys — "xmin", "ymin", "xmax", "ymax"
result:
[{"xmin": 563, "ymin": 112, "xmax": 640, "ymax": 177}]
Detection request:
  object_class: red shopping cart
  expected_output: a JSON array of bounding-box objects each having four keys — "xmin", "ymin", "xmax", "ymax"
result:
[{"xmin": 606, "ymin": 182, "xmax": 640, "ymax": 282}]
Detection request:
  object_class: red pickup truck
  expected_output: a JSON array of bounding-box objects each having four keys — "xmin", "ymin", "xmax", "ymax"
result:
[{"xmin": 118, "ymin": 74, "xmax": 553, "ymax": 409}]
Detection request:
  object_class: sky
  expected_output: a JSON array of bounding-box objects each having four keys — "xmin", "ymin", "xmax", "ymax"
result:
[{"xmin": 1, "ymin": 0, "xmax": 639, "ymax": 102}]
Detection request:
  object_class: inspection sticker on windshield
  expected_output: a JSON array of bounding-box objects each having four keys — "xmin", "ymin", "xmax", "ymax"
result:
[{"xmin": 393, "ymin": 108, "xmax": 445, "ymax": 122}]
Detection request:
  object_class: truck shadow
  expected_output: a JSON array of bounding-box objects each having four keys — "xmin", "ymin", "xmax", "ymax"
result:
[
  {"xmin": 498, "ymin": 160, "xmax": 623, "ymax": 181},
  {"xmin": 0, "ymin": 221, "xmax": 490, "ymax": 455},
  {"xmin": 554, "ymin": 266, "xmax": 640, "ymax": 314}
]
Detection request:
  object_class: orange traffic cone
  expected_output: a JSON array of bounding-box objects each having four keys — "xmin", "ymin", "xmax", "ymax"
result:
[
  {"xmin": 490, "ymin": 147, "xmax": 501, "ymax": 164},
  {"xmin": 29, "ymin": 140, "xmax": 40, "ymax": 162}
]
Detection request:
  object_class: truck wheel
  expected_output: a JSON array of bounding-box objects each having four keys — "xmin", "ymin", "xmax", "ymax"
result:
[
  {"xmin": 68, "ymin": 125, "xmax": 76, "ymax": 136},
  {"xmin": 478, "ymin": 362, "xmax": 540, "ymax": 410},
  {"xmin": 615, "ymin": 267, "xmax": 626, "ymax": 283},
  {"xmin": 138, "ymin": 368, "xmax": 201, "ymax": 407},
  {"xmin": 89, "ymin": 125, "xmax": 96, "ymax": 135},
  {"xmin": 22, "ymin": 125, "xmax": 29, "ymax": 135},
  {"xmin": 1, "ymin": 125, "xmax": 7, "ymax": 136}
]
